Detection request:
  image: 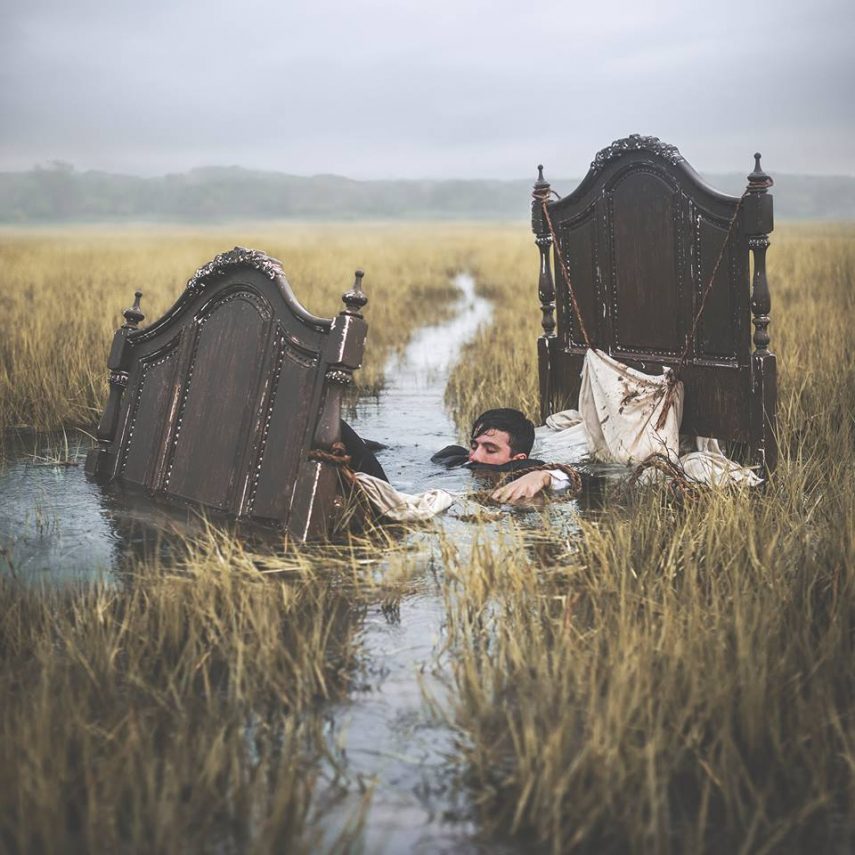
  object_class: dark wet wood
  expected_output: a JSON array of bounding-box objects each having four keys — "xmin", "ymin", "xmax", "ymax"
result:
[
  {"xmin": 533, "ymin": 135, "xmax": 777, "ymax": 474},
  {"xmin": 86, "ymin": 249, "xmax": 367, "ymax": 539}
]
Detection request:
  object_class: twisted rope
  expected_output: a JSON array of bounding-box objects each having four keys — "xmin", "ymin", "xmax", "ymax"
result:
[
  {"xmin": 540, "ymin": 199, "xmax": 592, "ymax": 349},
  {"xmin": 307, "ymin": 441, "xmax": 351, "ymax": 467},
  {"xmin": 494, "ymin": 462, "xmax": 584, "ymax": 497},
  {"xmin": 628, "ymin": 453, "xmax": 701, "ymax": 503}
]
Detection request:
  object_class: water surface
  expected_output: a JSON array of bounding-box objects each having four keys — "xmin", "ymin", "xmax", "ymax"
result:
[{"xmin": 0, "ymin": 273, "xmax": 565, "ymax": 853}]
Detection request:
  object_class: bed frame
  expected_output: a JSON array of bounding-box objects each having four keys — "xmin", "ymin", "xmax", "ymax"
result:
[
  {"xmin": 85, "ymin": 248, "xmax": 368, "ymax": 539},
  {"xmin": 532, "ymin": 134, "xmax": 777, "ymax": 473}
]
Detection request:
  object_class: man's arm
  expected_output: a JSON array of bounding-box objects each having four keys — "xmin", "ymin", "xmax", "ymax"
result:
[{"xmin": 490, "ymin": 470, "xmax": 564, "ymax": 502}]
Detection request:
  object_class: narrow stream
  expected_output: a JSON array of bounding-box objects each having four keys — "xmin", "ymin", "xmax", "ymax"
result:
[
  {"xmin": 0, "ymin": 273, "xmax": 538, "ymax": 853},
  {"xmin": 315, "ymin": 273, "xmax": 510, "ymax": 853}
]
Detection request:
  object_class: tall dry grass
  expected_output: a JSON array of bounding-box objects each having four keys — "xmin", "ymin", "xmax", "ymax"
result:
[
  {"xmin": 441, "ymin": 222, "xmax": 855, "ymax": 851},
  {"xmin": 0, "ymin": 524, "xmax": 421, "ymax": 853},
  {"xmin": 2, "ymin": 221, "xmax": 854, "ymax": 852},
  {"xmin": 0, "ymin": 223, "xmax": 474, "ymax": 435}
]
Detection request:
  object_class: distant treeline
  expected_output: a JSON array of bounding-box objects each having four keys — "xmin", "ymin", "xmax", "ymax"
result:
[{"xmin": 1, "ymin": 161, "xmax": 854, "ymax": 223}]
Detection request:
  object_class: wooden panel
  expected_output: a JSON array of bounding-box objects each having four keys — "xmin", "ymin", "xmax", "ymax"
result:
[
  {"xmin": 166, "ymin": 293, "xmax": 268, "ymax": 510},
  {"xmin": 119, "ymin": 339, "xmax": 181, "ymax": 488},
  {"xmin": 246, "ymin": 340, "xmax": 319, "ymax": 523},
  {"xmin": 557, "ymin": 208, "xmax": 600, "ymax": 349},
  {"xmin": 695, "ymin": 214, "xmax": 739, "ymax": 360},
  {"xmin": 609, "ymin": 170, "xmax": 683, "ymax": 356}
]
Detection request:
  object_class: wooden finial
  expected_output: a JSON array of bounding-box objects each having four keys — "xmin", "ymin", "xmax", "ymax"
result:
[
  {"xmin": 745, "ymin": 152, "xmax": 773, "ymax": 354},
  {"xmin": 531, "ymin": 165, "xmax": 556, "ymax": 351},
  {"xmin": 747, "ymin": 152, "xmax": 773, "ymax": 191},
  {"xmin": 122, "ymin": 290, "xmax": 145, "ymax": 328},
  {"xmin": 341, "ymin": 270, "xmax": 367, "ymax": 317}
]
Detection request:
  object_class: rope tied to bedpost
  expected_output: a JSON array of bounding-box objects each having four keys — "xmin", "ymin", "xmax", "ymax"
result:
[
  {"xmin": 308, "ymin": 442, "xmax": 382, "ymax": 529},
  {"xmin": 539, "ymin": 196, "xmax": 592, "ymax": 350},
  {"xmin": 308, "ymin": 442, "xmax": 358, "ymax": 486}
]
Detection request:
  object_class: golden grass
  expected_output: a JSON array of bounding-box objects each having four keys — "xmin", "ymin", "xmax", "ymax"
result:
[
  {"xmin": 0, "ymin": 223, "xmax": 473, "ymax": 434},
  {"xmin": 0, "ymin": 523, "xmax": 421, "ymax": 853},
  {"xmin": 1, "ymin": 221, "xmax": 854, "ymax": 851},
  {"xmin": 440, "ymin": 222, "xmax": 855, "ymax": 851}
]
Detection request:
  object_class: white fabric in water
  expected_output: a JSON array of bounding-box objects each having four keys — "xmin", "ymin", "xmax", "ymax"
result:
[
  {"xmin": 534, "ymin": 411, "xmax": 589, "ymax": 462},
  {"xmin": 353, "ymin": 472, "xmax": 456, "ymax": 521},
  {"xmin": 531, "ymin": 349, "xmax": 761, "ymax": 487},
  {"xmin": 681, "ymin": 437, "xmax": 762, "ymax": 486}
]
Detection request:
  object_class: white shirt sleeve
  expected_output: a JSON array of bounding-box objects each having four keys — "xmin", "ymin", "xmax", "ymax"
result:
[{"xmin": 548, "ymin": 469, "xmax": 572, "ymax": 491}]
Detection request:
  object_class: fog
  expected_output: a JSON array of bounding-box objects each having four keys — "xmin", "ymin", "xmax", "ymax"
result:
[{"xmin": 1, "ymin": 0, "xmax": 852, "ymax": 178}]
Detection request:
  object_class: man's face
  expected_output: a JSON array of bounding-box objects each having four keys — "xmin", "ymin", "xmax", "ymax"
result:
[{"xmin": 468, "ymin": 428, "xmax": 527, "ymax": 465}]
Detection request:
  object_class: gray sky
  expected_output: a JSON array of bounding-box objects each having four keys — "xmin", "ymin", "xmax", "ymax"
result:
[{"xmin": 1, "ymin": 0, "xmax": 853, "ymax": 178}]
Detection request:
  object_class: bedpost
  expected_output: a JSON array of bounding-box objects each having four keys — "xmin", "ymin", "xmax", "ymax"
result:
[
  {"xmin": 85, "ymin": 291, "xmax": 145, "ymax": 481},
  {"xmin": 533, "ymin": 165, "xmax": 557, "ymax": 422},
  {"xmin": 290, "ymin": 270, "xmax": 368, "ymax": 538},
  {"xmin": 744, "ymin": 153, "xmax": 777, "ymax": 474}
]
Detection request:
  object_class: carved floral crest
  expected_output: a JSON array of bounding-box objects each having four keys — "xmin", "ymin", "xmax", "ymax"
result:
[
  {"xmin": 591, "ymin": 134, "xmax": 684, "ymax": 172},
  {"xmin": 186, "ymin": 247, "xmax": 284, "ymax": 294}
]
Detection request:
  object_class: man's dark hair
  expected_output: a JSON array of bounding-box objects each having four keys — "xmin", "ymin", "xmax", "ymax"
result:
[{"xmin": 470, "ymin": 408, "xmax": 535, "ymax": 457}]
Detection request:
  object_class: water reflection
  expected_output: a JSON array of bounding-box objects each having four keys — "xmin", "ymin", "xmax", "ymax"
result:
[{"xmin": 0, "ymin": 434, "xmax": 120, "ymax": 584}]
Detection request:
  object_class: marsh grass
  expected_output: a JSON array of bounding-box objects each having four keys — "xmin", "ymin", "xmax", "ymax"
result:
[
  {"xmin": 0, "ymin": 521, "xmax": 428, "ymax": 854},
  {"xmin": 0, "ymin": 223, "xmax": 473, "ymax": 436},
  {"xmin": 2, "ymin": 221, "xmax": 855, "ymax": 852},
  {"xmin": 440, "ymin": 223, "xmax": 855, "ymax": 851}
]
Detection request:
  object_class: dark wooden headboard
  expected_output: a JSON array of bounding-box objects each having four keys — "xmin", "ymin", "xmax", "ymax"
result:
[
  {"xmin": 532, "ymin": 134, "xmax": 777, "ymax": 472},
  {"xmin": 85, "ymin": 247, "xmax": 368, "ymax": 539}
]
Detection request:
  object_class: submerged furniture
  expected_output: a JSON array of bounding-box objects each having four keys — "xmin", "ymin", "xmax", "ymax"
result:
[
  {"xmin": 85, "ymin": 247, "xmax": 368, "ymax": 539},
  {"xmin": 532, "ymin": 134, "xmax": 777, "ymax": 473}
]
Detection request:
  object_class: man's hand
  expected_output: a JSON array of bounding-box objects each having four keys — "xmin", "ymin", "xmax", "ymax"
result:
[{"xmin": 490, "ymin": 470, "xmax": 552, "ymax": 503}]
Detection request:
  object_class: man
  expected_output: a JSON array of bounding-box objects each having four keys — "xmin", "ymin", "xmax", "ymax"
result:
[
  {"xmin": 447, "ymin": 408, "xmax": 570, "ymax": 502},
  {"xmin": 343, "ymin": 408, "xmax": 570, "ymax": 504}
]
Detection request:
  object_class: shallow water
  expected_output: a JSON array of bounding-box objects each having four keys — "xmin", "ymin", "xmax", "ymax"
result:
[
  {"xmin": 314, "ymin": 274, "xmax": 516, "ymax": 853},
  {"xmin": 0, "ymin": 435, "xmax": 119, "ymax": 584},
  {"xmin": 0, "ymin": 273, "xmax": 567, "ymax": 852}
]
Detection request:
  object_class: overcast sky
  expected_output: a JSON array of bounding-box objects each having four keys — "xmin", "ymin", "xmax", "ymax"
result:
[{"xmin": 1, "ymin": 0, "xmax": 852, "ymax": 179}]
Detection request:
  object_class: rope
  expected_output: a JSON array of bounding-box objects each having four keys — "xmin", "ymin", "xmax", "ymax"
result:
[
  {"xmin": 307, "ymin": 442, "xmax": 351, "ymax": 468},
  {"xmin": 307, "ymin": 441, "xmax": 358, "ymax": 485},
  {"xmin": 628, "ymin": 453, "xmax": 701, "ymax": 503},
  {"xmin": 540, "ymin": 199, "xmax": 592, "ymax": 349},
  {"xmin": 307, "ymin": 441, "xmax": 376, "ymax": 534},
  {"xmin": 493, "ymin": 462, "xmax": 584, "ymax": 497}
]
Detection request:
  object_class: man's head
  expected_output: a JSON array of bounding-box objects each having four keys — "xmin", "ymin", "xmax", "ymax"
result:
[{"xmin": 468, "ymin": 408, "xmax": 535, "ymax": 465}]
